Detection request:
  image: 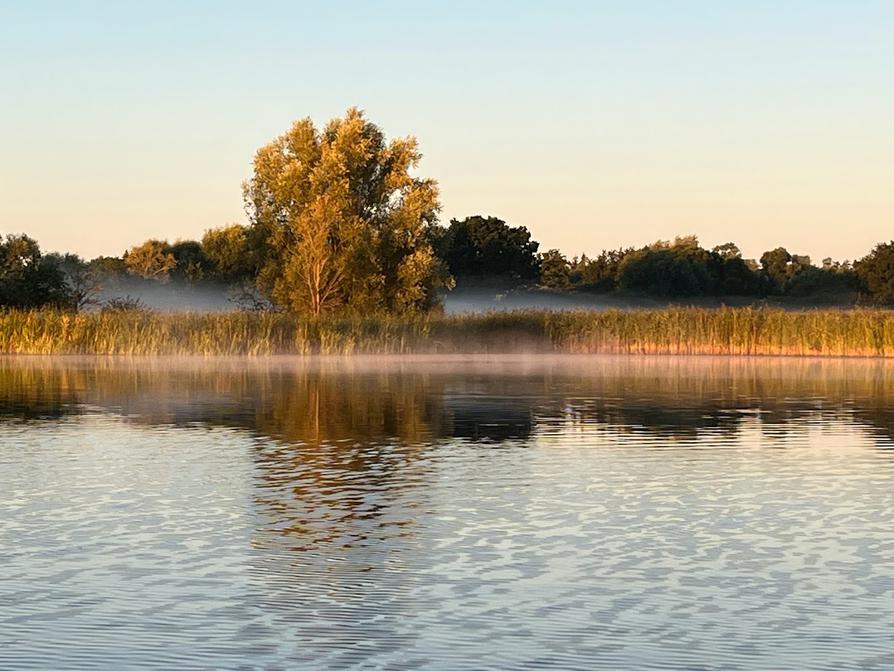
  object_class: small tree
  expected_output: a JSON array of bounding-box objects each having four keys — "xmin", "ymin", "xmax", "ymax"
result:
[
  {"xmin": 718, "ymin": 256, "xmax": 761, "ymax": 296},
  {"xmin": 124, "ymin": 239, "xmax": 177, "ymax": 281},
  {"xmin": 760, "ymin": 247, "xmax": 792, "ymax": 291},
  {"xmin": 539, "ymin": 249, "xmax": 572, "ymax": 289},
  {"xmin": 89, "ymin": 256, "xmax": 127, "ymax": 278},
  {"xmin": 51, "ymin": 253, "xmax": 102, "ymax": 311},
  {"xmin": 572, "ymin": 248, "xmax": 631, "ymax": 292},
  {"xmin": 759, "ymin": 247, "xmax": 810, "ymax": 293},
  {"xmin": 712, "ymin": 242, "xmax": 741, "ymax": 260},
  {"xmin": 202, "ymin": 224, "xmax": 260, "ymax": 283},
  {"xmin": 618, "ymin": 247, "xmax": 704, "ymax": 297},
  {"xmin": 169, "ymin": 240, "xmax": 208, "ymax": 282},
  {"xmin": 0, "ymin": 234, "xmax": 72, "ymax": 308}
]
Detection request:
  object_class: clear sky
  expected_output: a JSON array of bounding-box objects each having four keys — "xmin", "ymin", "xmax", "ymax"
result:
[{"xmin": 1, "ymin": 1, "xmax": 892, "ymax": 262}]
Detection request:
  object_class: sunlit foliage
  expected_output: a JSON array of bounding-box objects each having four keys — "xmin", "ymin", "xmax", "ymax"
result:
[{"xmin": 244, "ymin": 108, "xmax": 449, "ymax": 316}]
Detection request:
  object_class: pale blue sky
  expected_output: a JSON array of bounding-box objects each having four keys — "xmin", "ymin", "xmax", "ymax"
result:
[{"xmin": 1, "ymin": 1, "xmax": 892, "ymax": 262}]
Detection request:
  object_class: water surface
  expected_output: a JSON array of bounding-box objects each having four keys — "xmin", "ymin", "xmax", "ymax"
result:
[{"xmin": 2, "ymin": 355, "xmax": 894, "ymax": 670}]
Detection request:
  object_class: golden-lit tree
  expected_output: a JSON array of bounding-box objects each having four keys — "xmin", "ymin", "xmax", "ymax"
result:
[
  {"xmin": 202, "ymin": 224, "xmax": 259, "ymax": 282},
  {"xmin": 124, "ymin": 239, "xmax": 176, "ymax": 281},
  {"xmin": 244, "ymin": 108, "xmax": 449, "ymax": 316}
]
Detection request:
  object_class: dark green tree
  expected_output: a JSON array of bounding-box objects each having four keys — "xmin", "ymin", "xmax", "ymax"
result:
[
  {"xmin": 436, "ymin": 215, "xmax": 540, "ymax": 284},
  {"xmin": 785, "ymin": 265, "xmax": 859, "ymax": 299},
  {"xmin": 760, "ymin": 247, "xmax": 792, "ymax": 292},
  {"xmin": 718, "ymin": 256, "xmax": 762, "ymax": 296},
  {"xmin": 0, "ymin": 234, "xmax": 72, "ymax": 308},
  {"xmin": 855, "ymin": 242, "xmax": 894, "ymax": 303},
  {"xmin": 760, "ymin": 247, "xmax": 810, "ymax": 293},
  {"xmin": 169, "ymin": 240, "xmax": 209, "ymax": 282},
  {"xmin": 615, "ymin": 237, "xmax": 760, "ymax": 298},
  {"xmin": 571, "ymin": 249, "xmax": 632, "ymax": 292},
  {"xmin": 712, "ymin": 242, "xmax": 741, "ymax": 260},
  {"xmin": 618, "ymin": 247, "xmax": 706, "ymax": 297},
  {"xmin": 539, "ymin": 249, "xmax": 572, "ymax": 289}
]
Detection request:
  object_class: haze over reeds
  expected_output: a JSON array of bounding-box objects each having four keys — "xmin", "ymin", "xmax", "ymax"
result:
[{"xmin": 4, "ymin": 308, "xmax": 894, "ymax": 357}]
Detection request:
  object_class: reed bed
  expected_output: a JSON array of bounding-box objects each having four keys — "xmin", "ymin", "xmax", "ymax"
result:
[{"xmin": 2, "ymin": 308, "xmax": 894, "ymax": 357}]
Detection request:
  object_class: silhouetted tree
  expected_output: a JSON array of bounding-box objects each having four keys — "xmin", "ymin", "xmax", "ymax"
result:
[
  {"xmin": 571, "ymin": 248, "xmax": 632, "ymax": 292},
  {"xmin": 539, "ymin": 249, "xmax": 572, "ymax": 289},
  {"xmin": 49, "ymin": 253, "xmax": 102, "ymax": 311},
  {"xmin": 618, "ymin": 247, "xmax": 705, "ymax": 297},
  {"xmin": 168, "ymin": 240, "xmax": 208, "ymax": 281},
  {"xmin": 855, "ymin": 242, "xmax": 894, "ymax": 304},
  {"xmin": 435, "ymin": 215, "xmax": 540, "ymax": 284},
  {"xmin": 712, "ymin": 242, "xmax": 742, "ymax": 260},
  {"xmin": 0, "ymin": 234, "xmax": 71, "ymax": 308},
  {"xmin": 760, "ymin": 247, "xmax": 810, "ymax": 294},
  {"xmin": 785, "ymin": 265, "xmax": 860, "ymax": 300},
  {"xmin": 760, "ymin": 247, "xmax": 792, "ymax": 292},
  {"xmin": 612, "ymin": 236, "xmax": 763, "ymax": 298},
  {"xmin": 718, "ymin": 256, "xmax": 762, "ymax": 296}
]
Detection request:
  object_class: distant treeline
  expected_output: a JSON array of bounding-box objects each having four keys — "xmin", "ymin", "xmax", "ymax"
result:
[
  {"xmin": 2, "ymin": 108, "xmax": 894, "ymax": 315},
  {"xmin": 4, "ymin": 219, "xmax": 894, "ymax": 313}
]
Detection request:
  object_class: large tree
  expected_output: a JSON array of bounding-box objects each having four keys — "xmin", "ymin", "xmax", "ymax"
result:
[
  {"xmin": 572, "ymin": 248, "xmax": 632, "ymax": 292},
  {"xmin": 244, "ymin": 108, "xmax": 447, "ymax": 316}
]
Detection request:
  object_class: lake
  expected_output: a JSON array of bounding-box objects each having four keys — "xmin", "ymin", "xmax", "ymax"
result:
[{"xmin": 2, "ymin": 355, "xmax": 893, "ymax": 670}]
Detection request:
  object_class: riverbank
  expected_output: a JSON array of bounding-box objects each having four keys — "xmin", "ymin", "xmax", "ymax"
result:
[{"xmin": 1, "ymin": 308, "xmax": 894, "ymax": 357}]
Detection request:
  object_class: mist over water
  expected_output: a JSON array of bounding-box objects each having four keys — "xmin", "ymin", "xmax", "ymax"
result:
[{"xmin": 2, "ymin": 356, "xmax": 894, "ymax": 669}]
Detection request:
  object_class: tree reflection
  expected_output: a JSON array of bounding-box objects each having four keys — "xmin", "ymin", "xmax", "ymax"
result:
[{"xmin": 4, "ymin": 355, "xmax": 894, "ymax": 445}]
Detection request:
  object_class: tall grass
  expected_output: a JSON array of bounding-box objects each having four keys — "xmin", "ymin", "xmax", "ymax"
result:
[{"xmin": 2, "ymin": 307, "xmax": 894, "ymax": 356}]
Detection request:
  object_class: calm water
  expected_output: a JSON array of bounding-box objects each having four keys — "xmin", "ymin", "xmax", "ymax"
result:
[{"xmin": 2, "ymin": 355, "xmax": 894, "ymax": 670}]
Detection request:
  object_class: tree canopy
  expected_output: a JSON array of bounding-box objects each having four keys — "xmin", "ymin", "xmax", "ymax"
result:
[
  {"xmin": 202, "ymin": 224, "xmax": 260, "ymax": 283},
  {"xmin": 124, "ymin": 239, "xmax": 177, "ymax": 282},
  {"xmin": 435, "ymin": 215, "xmax": 540, "ymax": 283}
]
